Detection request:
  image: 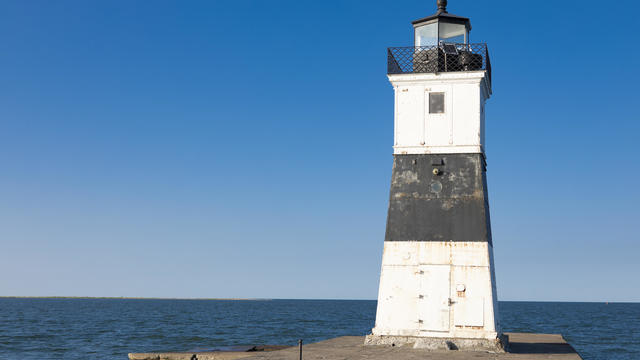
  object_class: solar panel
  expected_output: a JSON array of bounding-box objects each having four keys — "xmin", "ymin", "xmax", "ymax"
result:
[{"xmin": 442, "ymin": 43, "xmax": 458, "ymax": 55}]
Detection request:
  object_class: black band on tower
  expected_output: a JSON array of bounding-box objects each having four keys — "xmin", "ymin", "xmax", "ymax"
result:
[{"xmin": 384, "ymin": 153, "xmax": 492, "ymax": 245}]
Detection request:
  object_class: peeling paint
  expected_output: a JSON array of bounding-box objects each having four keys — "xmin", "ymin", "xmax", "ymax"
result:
[
  {"xmin": 385, "ymin": 154, "xmax": 492, "ymax": 245},
  {"xmin": 395, "ymin": 170, "xmax": 420, "ymax": 184}
]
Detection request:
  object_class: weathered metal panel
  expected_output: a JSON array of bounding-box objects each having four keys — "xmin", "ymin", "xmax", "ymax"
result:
[
  {"xmin": 384, "ymin": 153, "xmax": 492, "ymax": 245},
  {"xmin": 373, "ymin": 265, "xmax": 421, "ymax": 335},
  {"xmin": 396, "ymin": 86, "xmax": 424, "ymax": 147},
  {"xmin": 418, "ymin": 264, "xmax": 451, "ymax": 332},
  {"xmin": 372, "ymin": 241, "xmax": 500, "ymax": 339},
  {"xmin": 424, "ymin": 85, "xmax": 451, "ymax": 147},
  {"xmin": 389, "ymin": 71, "xmax": 489, "ymax": 155}
]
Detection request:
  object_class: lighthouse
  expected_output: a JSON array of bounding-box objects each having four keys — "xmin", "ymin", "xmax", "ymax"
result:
[{"xmin": 366, "ymin": 0, "xmax": 505, "ymax": 351}]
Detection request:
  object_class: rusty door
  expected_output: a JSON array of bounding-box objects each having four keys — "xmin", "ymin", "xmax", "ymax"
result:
[{"xmin": 417, "ymin": 264, "xmax": 451, "ymax": 332}]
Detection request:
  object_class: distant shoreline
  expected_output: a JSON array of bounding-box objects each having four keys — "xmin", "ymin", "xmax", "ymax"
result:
[
  {"xmin": 0, "ymin": 297, "xmax": 637, "ymax": 303},
  {"xmin": 0, "ymin": 296, "xmax": 272, "ymax": 301}
]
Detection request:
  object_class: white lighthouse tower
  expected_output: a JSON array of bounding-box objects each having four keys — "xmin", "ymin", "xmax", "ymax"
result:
[{"xmin": 366, "ymin": 0, "xmax": 506, "ymax": 351}]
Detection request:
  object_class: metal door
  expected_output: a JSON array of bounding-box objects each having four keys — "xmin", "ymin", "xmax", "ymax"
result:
[
  {"xmin": 418, "ymin": 264, "xmax": 451, "ymax": 332},
  {"xmin": 424, "ymin": 86, "xmax": 451, "ymax": 147}
]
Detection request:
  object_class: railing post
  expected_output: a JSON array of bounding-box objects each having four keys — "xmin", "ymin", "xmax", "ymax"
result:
[{"xmin": 298, "ymin": 339, "xmax": 303, "ymax": 360}]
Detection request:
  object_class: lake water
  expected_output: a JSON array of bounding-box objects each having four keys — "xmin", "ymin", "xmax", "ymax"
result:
[{"xmin": 0, "ymin": 298, "xmax": 638, "ymax": 359}]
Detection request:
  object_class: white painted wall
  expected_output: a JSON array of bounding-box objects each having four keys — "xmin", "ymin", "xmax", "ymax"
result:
[
  {"xmin": 372, "ymin": 241, "xmax": 500, "ymax": 340},
  {"xmin": 390, "ymin": 71, "xmax": 491, "ymax": 155}
]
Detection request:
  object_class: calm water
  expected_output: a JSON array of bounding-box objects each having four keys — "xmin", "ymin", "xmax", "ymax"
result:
[{"xmin": 0, "ymin": 299, "xmax": 638, "ymax": 360}]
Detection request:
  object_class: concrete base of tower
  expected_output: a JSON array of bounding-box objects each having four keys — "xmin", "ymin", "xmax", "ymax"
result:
[{"xmin": 364, "ymin": 334, "xmax": 508, "ymax": 352}]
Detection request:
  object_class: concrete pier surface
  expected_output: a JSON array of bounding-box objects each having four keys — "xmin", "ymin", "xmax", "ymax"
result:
[{"xmin": 129, "ymin": 333, "xmax": 582, "ymax": 360}]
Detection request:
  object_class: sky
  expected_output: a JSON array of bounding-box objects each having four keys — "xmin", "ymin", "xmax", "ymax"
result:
[{"xmin": 0, "ymin": 0, "xmax": 638, "ymax": 302}]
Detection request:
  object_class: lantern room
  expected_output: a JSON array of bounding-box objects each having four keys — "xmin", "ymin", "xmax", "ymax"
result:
[{"xmin": 413, "ymin": 0, "xmax": 470, "ymax": 46}]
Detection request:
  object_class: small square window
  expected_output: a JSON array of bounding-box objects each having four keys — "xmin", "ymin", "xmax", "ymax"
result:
[{"xmin": 429, "ymin": 92, "xmax": 445, "ymax": 114}]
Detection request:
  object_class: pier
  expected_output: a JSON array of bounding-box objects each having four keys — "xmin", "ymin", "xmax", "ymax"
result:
[{"xmin": 129, "ymin": 333, "xmax": 582, "ymax": 359}]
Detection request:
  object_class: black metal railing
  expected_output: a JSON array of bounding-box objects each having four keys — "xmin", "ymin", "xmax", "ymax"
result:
[{"xmin": 388, "ymin": 43, "xmax": 491, "ymax": 87}]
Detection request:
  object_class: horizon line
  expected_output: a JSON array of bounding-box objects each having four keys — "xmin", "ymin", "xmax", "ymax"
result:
[{"xmin": 0, "ymin": 296, "xmax": 637, "ymax": 304}]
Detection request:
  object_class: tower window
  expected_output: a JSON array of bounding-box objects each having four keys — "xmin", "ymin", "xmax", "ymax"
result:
[{"xmin": 429, "ymin": 93, "xmax": 445, "ymax": 114}]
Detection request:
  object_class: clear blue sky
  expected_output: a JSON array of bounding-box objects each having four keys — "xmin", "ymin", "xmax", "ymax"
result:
[{"xmin": 1, "ymin": 0, "xmax": 638, "ymax": 302}]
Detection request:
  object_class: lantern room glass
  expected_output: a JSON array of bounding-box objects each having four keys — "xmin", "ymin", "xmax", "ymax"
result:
[
  {"xmin": 414, "ymin": 21, "xmax": 468, "ymax": 47},
  {"xmin": 439, "ymin": 22, "xmax": 467, "ymax": 44},
  {"xmin": 415, "ymin": 23, "xmax": 438, "ymax": 46}
]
